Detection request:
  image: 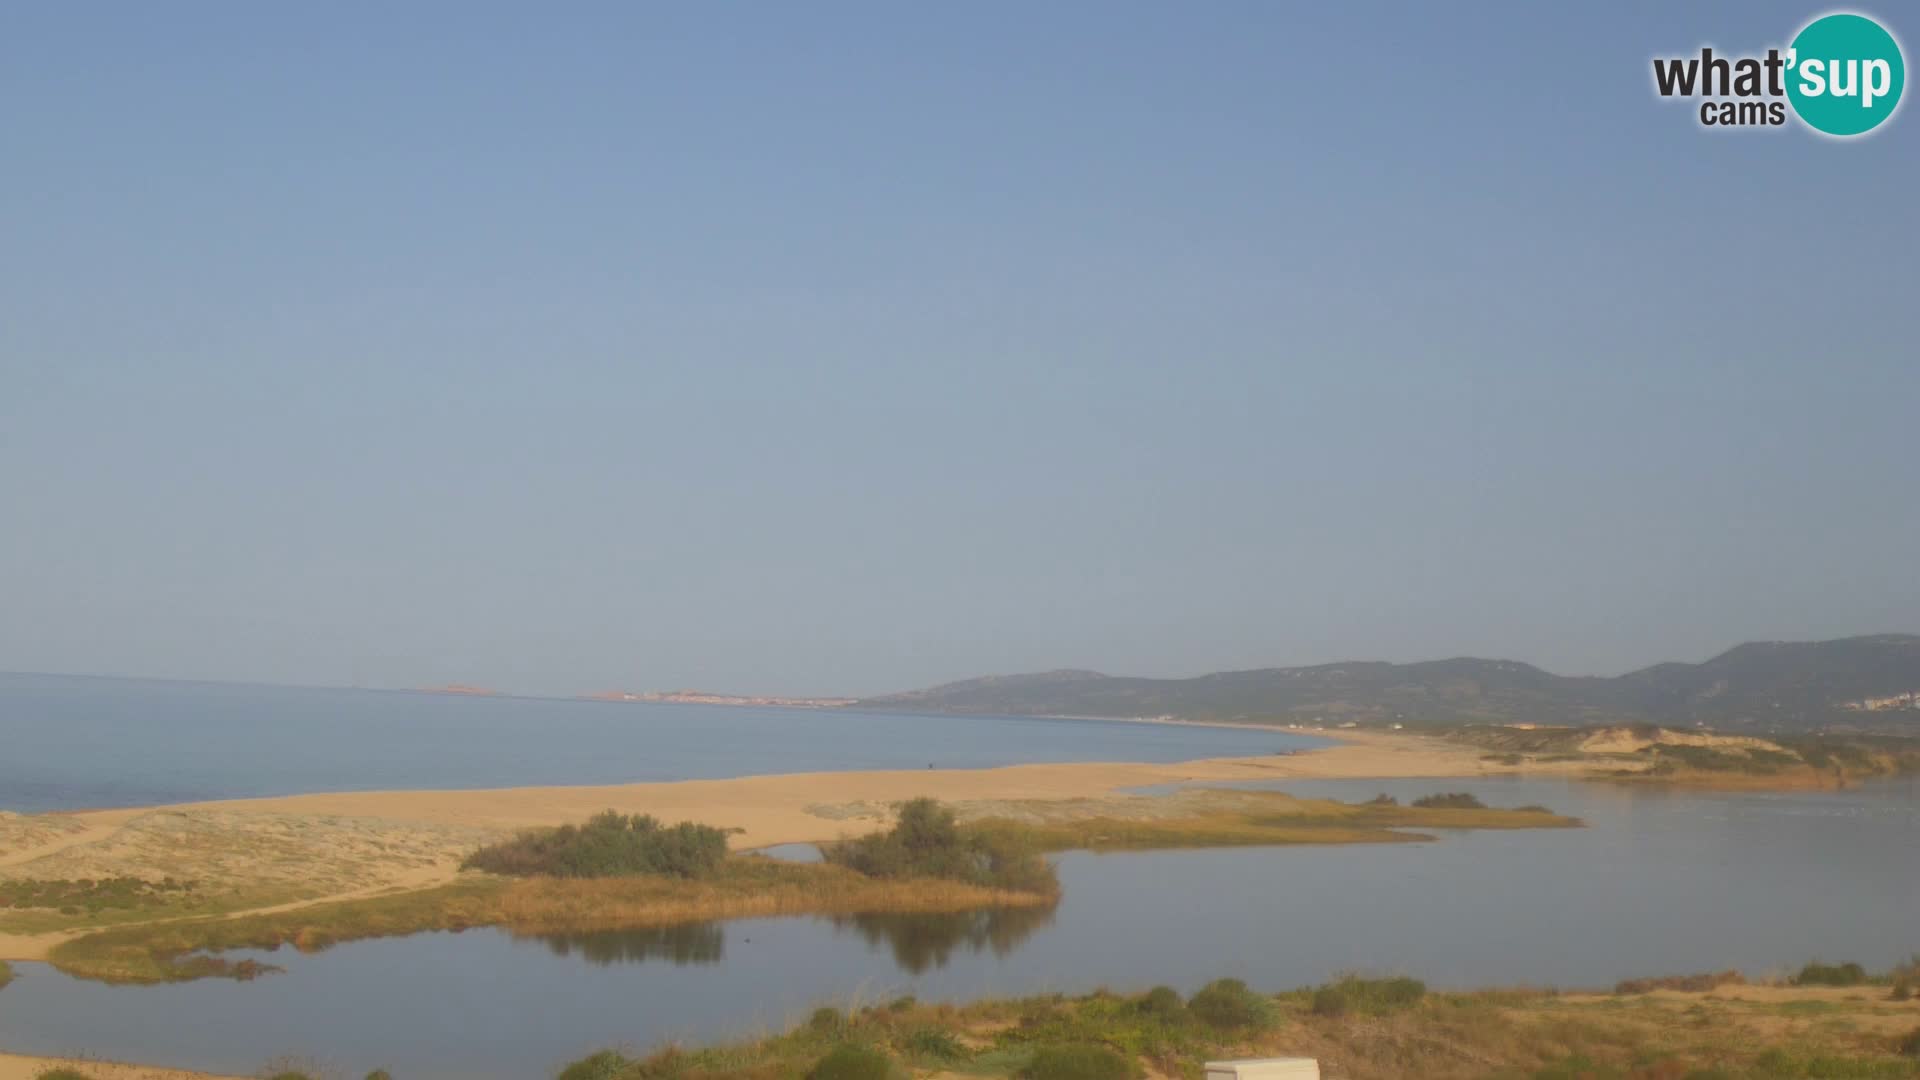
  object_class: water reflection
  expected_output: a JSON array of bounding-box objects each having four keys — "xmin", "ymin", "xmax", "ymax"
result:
[
  {"xmin": 525, "ymin": 902, "xmax": 1060, "ymax": 974},
  {"xmin": 532, "ymin": 922, "xmax": 726, "ymax": 966},
  {"xmin": 831, "ymin": 903, "xmax": 1059, "ymax": 973}
]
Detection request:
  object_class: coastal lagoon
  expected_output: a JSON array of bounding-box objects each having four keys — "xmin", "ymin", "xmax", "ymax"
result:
[
  {"xmin": 2, "ymin": 777, "xmax": 1914, "ymax": 1079},
  {"xmin": 0, "ymin": 673, "xmax": 1315, "ymax": 813}
]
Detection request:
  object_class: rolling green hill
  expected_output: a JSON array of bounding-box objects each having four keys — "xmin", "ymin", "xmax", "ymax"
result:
[{"xmin": 856, "ymin": 635, "xmax": 1920, "ymax": 734}]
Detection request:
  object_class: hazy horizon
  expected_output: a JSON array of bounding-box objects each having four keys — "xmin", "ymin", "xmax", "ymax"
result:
[
  {"xmin": 7, "ymin": 629, "xmax": 1916, "ymax": 701},
  {"xmin": 5, "ymin": 2, "xmax": 1916, "ymax": 698}
]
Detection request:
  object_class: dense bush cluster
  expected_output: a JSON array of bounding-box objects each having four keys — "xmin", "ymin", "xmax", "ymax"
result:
[
  {"xmin": 1187, "ymin": 977, "xmax": 1275, "ymax": 1030},
  {"xmin": 1792, "ymin": 961, "xmax": 1868, "ymax": 987},
  {"xmin": 1309, "ymin": 975, "xmax": 1426, "ymax": 1017},
  {"xmin": 1137, "ymin": 985, "xmax": 1184, "ymax": 1018},
  {"xmin": 462, "ymin": 810, "xmax": 731, "ymax": 878},
  {"xmin": 822, "ymin": 798, "xmax": 1056, "ymax": 894}
]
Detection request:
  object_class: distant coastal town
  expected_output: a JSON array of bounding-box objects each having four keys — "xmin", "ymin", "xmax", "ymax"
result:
[{"xmin": 584, "ymin": 689, "xmax": 859, "ymax": 709}]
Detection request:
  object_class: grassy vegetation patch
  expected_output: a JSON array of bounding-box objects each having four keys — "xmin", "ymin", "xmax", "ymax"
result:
[
  {"xmin": 965, "ymin": 792, "xmax": 1577, "ymax": 854},
  {"xmin": 0, "ymin": 875, "xmax": 199, "ymax": 913},
  {"xmin": 1615, "ymin": 971, "xmax": 1747, "ymax": 995},
  {"xmin": 807, "ymin": 1043, "xmax": 897, "ymax": 1080},
  {"xmin": 1645, "ymin": 744, "xmax": 1804, "ymax": 777},
  {"xmin": 1023, "ymin": 1043, "xmax": 1135, "ymax": 1080},
  {"xmin": 1309, "ymin": 975, "xmax": 1427, "ymax": 1016}
]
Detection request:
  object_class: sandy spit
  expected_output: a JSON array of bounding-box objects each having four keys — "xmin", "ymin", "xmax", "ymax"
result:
[
  {"xmin": 0, "ymin": 1052, "xmax": 246, "ymax": 1080},
  {"xmin": 95, "ymin": 730, "xmax": 1516, "ymax": 847}
]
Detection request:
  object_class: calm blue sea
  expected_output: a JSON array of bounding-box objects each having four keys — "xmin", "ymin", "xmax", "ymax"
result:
[{"xmin": 0, "ymin": 672, "xmax": 1318, "ymax": 812}]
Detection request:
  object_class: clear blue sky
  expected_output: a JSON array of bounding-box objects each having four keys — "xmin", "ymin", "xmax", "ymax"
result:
[{"xmin": 3, "ymin": 3, "xmax": 1915, "ymax": 696}]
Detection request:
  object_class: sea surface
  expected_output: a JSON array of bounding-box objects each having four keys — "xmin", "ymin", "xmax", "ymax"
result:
[
  {"xmin": 0, "ymin": 672, "xmax": 1317, "ymax": 813},
  {"xmin": 1, "ymin": 777, "xmax": 1915, "ymax": 1078}
]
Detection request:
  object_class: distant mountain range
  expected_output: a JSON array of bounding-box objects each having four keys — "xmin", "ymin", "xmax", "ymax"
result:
[{"xmin": 854, "ymin": 635, "xmax": 1920, "ymax": 735}]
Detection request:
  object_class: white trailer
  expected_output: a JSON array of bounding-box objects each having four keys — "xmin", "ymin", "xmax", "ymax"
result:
[{"xmin": 1204, "ymin": 1058, "xmax": 1321, "ymax": 1080}]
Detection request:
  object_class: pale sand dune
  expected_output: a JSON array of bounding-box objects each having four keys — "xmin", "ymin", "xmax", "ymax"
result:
[{"xmin": 0, "ymin": 1052, "xmax": 245, "ymax": 1080}]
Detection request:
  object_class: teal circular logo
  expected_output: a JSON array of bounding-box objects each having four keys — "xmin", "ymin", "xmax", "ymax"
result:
[{"xmin": 1787, "ymin": 13, "xmax": 1905, "ymax": 136}]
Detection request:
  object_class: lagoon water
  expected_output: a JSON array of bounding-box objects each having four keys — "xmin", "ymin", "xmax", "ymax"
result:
[
  {"xmin": 0, "ymin": 673, "xmax": 1315, "ymax": 813},
  {"xmin": 2, "ymin": 777, "xmax": 1915, "ymax": 1079}
]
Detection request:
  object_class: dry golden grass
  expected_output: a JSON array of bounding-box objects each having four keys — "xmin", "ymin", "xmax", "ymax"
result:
[
  {"xmin": 534, "ymin": 978, "xmax": 1920, "ymax": 1080},
  {"xmin": 491, "ymin": 860, "xmax": 1056, "ymax": 934},
  {"xmin": 962, "ymin": 788, "xmax": 1580, "ymax": 852}
]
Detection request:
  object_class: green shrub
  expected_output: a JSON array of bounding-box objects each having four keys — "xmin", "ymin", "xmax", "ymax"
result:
[
  {"xmin": 557, "ymin": 1050, "xmax": 635, "ymax": 1080},
  {"xmin": 1792, "ymin": 961, "xmax": 1868, "ymax": 987},
  {"xmin": 1901, "ymin": 1028, "xmax": 1920, "ymax": 1059},
  {"xmin": 1138, "ymin": 985, "xmax": 1184, "ymax": 1018},
  {"xmin": 1023, "ymin": 1043, "xmax": 1134, "ymax": 1080},
  {"xmin": 806, "ymin": 1043, "xmax": 894, "ymax": 1080},
  {"xmin": 0, "ymin": 959, "xmax": 13, "ymax": 990},
  {"xmin": 888, "ymin": 994, "xmax": 917, "ymax": 1013},
  {"xmin": 1311, "ymin": 985, "xmax": 1350, "ymax": 1017},
  {"xmin": 463, "ymin": 811, "xmax": 730, "ymax": 879},
  {"xmin": 821, "ymin": 799, "xmax": 1056, "ymax": 893},
  {"xmin": 35, "ymin": 1070, "xmax": 95, "ymax": 1080},
  {"xmin": 1188, "ymin": 977, "xmax": 1275, "ymax": 1030},
  {"xmin": 1410, "ymin": 793, "xmax": 1486, "ymax": 810},
  {"xmin": 366, "ymin": 1072, "xmax": 394, "ymax": 1080},
  {"xmin": 1310, "ymin": 975, "xmax": 1426, "ymax": 1017},
  {"xmin": 1893, "ymin": 954, "xmax": 1920, "ymax": 985},
  {"xmin": 1891, "ymin": 979, "xmax": 1913, "ymax": 1001},
  {"xmin": 809, "ymin": 1006, "xmax": 847, "ymax": 1034},
  {"xmin": 902, "ymin": 1027, "xmax": 966, "ymax": 1063},
  {"xmin": 264, "ymin": 1074, "xmax": 318, "ymax": 1080}
]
